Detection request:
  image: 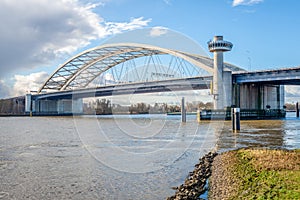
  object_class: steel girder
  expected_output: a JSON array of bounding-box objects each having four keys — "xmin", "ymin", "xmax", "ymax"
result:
[{"xmin": 38, "ymin": 43, "xmax": 244, "ymax": 93}]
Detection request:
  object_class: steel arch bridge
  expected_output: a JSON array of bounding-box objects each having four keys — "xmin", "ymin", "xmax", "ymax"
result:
[{"xmin": 38, "ymin": 43, "xmax": 243, "ymax": 93}]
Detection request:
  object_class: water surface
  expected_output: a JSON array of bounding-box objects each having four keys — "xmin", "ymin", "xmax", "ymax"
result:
[{"xmin": 0, "ymin": 113, "xmax": 299, "ymax": 199}]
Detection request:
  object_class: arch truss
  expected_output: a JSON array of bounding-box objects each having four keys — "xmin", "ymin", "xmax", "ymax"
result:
[{"xmin": 38, "ymin": 43, "xmax": 243, "ymax": 93}]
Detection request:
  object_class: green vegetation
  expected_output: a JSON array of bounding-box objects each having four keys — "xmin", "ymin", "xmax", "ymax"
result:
[{"xmin": 230, "ymin": 149, "xmax": 300, "ymax": 200}]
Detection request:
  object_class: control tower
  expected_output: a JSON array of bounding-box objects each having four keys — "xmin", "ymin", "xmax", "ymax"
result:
[{"xmin": 208, "ymin": 36, "xmax": 233, "ymax": 109}]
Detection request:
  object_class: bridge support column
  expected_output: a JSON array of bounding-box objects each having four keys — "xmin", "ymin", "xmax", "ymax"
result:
[
  {"xmin": 238, "ymin": 84, "xmax": 260, "ymax": 109},
  {"xmin": 208, "ymin": 36, "xmax": 233, "ymax": 110},
  {"xmin": 36, "ymin": 100, "xmax": 58, "ymax": 114},
  {"xmin": 25, "ymin": 94, "xmax": 32, "ymax": 113},
  {"xmin": 57, "ymin": 99, "xmax": 83, "ymax": 114},
  {"xmin": 57, "ymin": 100, "xmax": 72, "ymax": 114},
  {"xmin": 223, "ymin": 70, "xmax": 232, "ymax": 108},
  {"xmin": 262, "ymin": 85, "xmax": 283, "ymax": 109},
  {"xmin": 236, "ymin": 83, "xmax": 284, "ymax": 110},
  {"xmin": 213, "ymin": 50, "xmax": 224, "ymax": 109},
  {"xmin": 72, "ymin": 98, "xmax": 83, "ymax": 114},
  {"xmin": 31, "ymin": 98, "xmax": 83, "ymax": 115},
  {"xmin": 279, "ymin": 85, "xmax": 285, "ymax": 109}
]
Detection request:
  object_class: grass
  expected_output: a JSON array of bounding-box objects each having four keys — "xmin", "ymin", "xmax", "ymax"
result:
[{"xmin": 230, "ymin": 149, "xmax": 300, "ymax": 200}]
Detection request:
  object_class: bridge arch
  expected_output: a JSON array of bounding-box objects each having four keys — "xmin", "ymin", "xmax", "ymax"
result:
[{"xmin": 38, "ymin": 43, "xmax": 243, "ymax": 93}]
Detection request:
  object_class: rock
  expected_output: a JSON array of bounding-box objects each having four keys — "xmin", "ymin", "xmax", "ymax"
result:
[{"xmin": 166, "ymin": 151, "xmax": 218, "ymax": 200}]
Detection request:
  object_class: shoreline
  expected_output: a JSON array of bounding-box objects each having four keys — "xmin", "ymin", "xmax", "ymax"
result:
[
  {"xmin": 167, "ymin": 148, "xmax": 300, "ymax": 200},
  {"xmin": 166, "ymin": 152, "xmax": 218, "ymax": 199}
]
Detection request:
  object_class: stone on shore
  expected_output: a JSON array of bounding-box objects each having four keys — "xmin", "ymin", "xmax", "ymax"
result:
[{"xmin": 166, "ymin": 152, "xmax": 217, "ymax": 200}]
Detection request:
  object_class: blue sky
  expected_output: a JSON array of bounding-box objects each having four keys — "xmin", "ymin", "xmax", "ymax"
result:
[
  {"xmin": 93, "ymin": 0, "xmax": 300, "ymax": 69},
  {"xmin": 0, "ymin": 0, "xmax": 299, "ymax": 99}
]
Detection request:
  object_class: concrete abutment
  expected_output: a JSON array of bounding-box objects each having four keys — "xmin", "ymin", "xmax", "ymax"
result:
[{"xmin": 25, "ymin": 94, "xmax": 83, "ymax": 115}]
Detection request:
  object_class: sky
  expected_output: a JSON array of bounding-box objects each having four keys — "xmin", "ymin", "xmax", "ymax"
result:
[{"xmin": 0, "ymin": 0, "xmax": 299, "ymax": 102}]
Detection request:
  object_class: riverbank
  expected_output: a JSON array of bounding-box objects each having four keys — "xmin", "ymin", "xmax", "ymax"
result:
[
  {"xmin": 167, "ymin": 149, "xmax": 300, "ymax": 200},
  {"xmin": 167, "ymin": 152, "xmax": 218, "ymax": 200},
  {"xmin": 209, "ymin": 148, "xmax": 300, "ymax": 199}
]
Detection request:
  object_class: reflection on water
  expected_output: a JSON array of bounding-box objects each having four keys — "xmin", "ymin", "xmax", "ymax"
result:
[
  {"xmin": 0, "ymin": 113, "xmax": 299, "ymax": 199},
  {"xmin": 75, "ymin": 114, "xmax": 217, "ymax": 173},
  {"xmin": 283, "ymin": 120, "xmax": 300, "ymax": 148},
  {"xmin": 216, "ymin": 120, "xmax": 286, "ymax": 152},
  {"xmin": 215, "ymin": 112, "xmax": 300, "ymax": 152}
]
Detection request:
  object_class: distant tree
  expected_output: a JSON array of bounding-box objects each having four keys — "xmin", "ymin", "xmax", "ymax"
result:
[
  {"xmin": 204, "ymin": 102, "xmax": 213, "ymax": 109},
  {"xmin": 285, "ymin": 103, "xmax": 296, "ymax": 111},
  {"xmin": 83, "ymin": 102, "xmax": 95, "ymax": 114},
  {"xmin": 95, "ymin": 99, "xmax": 112, "ymax": 114},
  {"xmin": 168, "ymin": 105, "xmax": 180, "ymax": 113},
  {"xmin": 129, "ymin": 102, "xmax": 150, "ymax": 114},
  {"xmin": 137, "ymin": 103, "xmax": 150, "ymax": 113}
]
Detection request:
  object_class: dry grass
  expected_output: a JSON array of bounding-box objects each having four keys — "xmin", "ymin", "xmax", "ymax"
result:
[
  {"xmin": 247, "ymin": 149, "xmax": 300, "ymax": 171},
  {"xmin": 209, "ymin": 148, "xmax": 300, "ymax": 200}
]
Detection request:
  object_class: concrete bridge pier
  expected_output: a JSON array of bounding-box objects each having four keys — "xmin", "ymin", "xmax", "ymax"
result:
[
  {"xmin": 25, "ymin": 94, "xmax": 32, "ymax": 113},
  {"xmin": 25, "ymin": 94, "xmax": 83, "ymax": 115},
  {"xmin": 72, "ymin": 98, "xmax": 84, "ymax": 114},
  {"xmin": 223, "ymin": 70, "xmax": 232, "ymax": 109},
  {"xmin": 233, "ymin": 84, "xmax": 284, "ymax": 110}
]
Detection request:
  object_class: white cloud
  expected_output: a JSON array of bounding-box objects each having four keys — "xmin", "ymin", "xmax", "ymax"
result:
[
  {"xmin": 284, "ymin": 86, "xmax": 300, "ymax": 103},
  {"xmin": 149, "ymin": 26, "xmax": 169, "ymax": 37},
  {"xmin": 285, "ymin": 86, "xmax": 300, "ymax": 97},
  {"xmin": 12, "ymin": 72, "xmax": 49, "ymax": 96},
  {"xmin": 232, "ymin": 0, "xmax": 263, "ymax": 7},
  {"xmin": 0, "ymin": 72, "xmax": 50, "ymax": 98},
  {"xmin": 0, "ymin": 0, "xmax": 150, "ymax": 77},
  {"xmin": 104, "ymin": 17, "xmax": 152, "ymax": 35},
  {"xmin": 0, "ymin": 0, "xmax": 151, "ymax": 98}
]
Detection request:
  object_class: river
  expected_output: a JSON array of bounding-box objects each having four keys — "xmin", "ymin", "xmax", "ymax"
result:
[{"xmin": 0, "ymin": 113, "xmax": 299, "ymax": 199}]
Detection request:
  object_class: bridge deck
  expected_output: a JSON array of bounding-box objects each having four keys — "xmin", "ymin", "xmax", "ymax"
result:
[
  {"xmin": 33, "ymin": 66, "xmax": 300, "ymax": 101},
  {"xmin": 34, "ymin": 76, "xmax": 212, "ymax": 100},
  {"xmin": 233, "ymin": 66, "xmax": 300, "ymax": 84}
]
